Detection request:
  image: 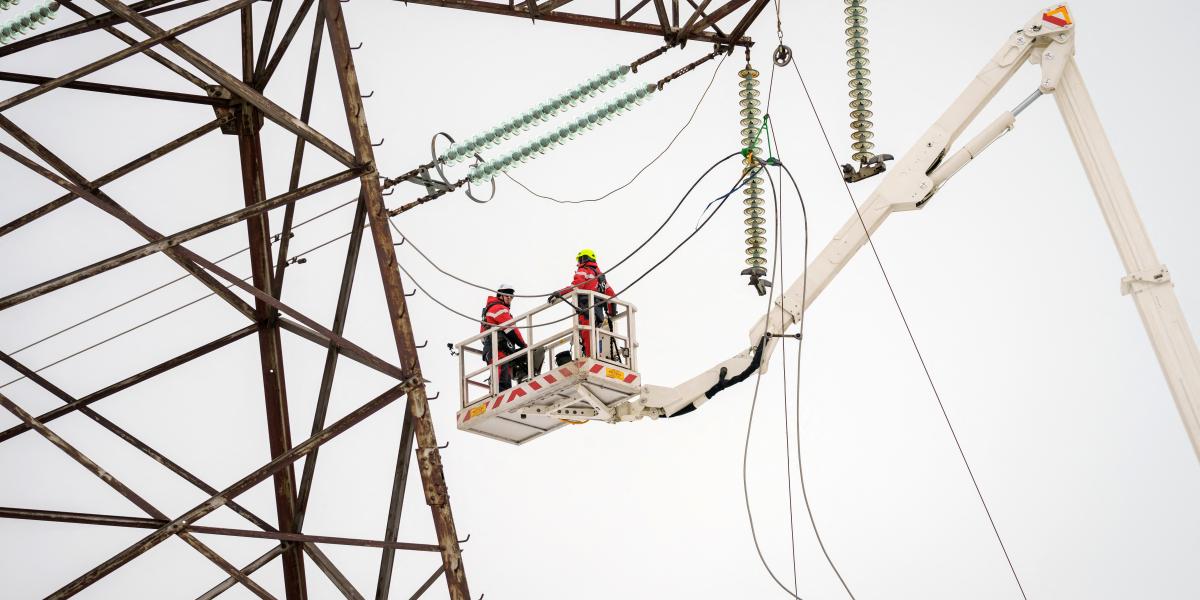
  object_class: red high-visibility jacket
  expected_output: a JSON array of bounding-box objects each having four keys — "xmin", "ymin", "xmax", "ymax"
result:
[
  {"xmin": 480, "ymin": 296, "xmax": 526, "ymax": 353},
  {"xmin": 558, "ymin": 260, "xmax": 617, "ymax": 317}
]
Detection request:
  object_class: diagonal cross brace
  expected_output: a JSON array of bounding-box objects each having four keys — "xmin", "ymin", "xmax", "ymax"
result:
[{"xmin": 92, "ymin": 0, "xmax": 359, "ymax": 168}]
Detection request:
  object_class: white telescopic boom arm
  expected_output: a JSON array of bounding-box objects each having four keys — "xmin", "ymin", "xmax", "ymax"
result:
[{"xmin": 638, "ymin": 4, "xmax": 1200, "ymax": 463}]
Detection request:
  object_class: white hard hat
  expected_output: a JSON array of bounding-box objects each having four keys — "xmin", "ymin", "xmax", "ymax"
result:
[{"xmin": 497, "ymin": 284, "xmax": 515, "ymax": 295}]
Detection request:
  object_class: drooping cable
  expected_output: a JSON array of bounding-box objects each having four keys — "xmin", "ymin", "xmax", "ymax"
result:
[
  {"xmin": 397, "ymin": 161, "xmax": 760, "ymax": 330},
  {"xmin": 390, "ymin": 152, "xmax": 742, "ymax": 300},
  {"xmin": 778, "ymin": 161, "xmax": 857, "ymax": 600},
  {"xmin": 503, "ymin": 54, "xmax": 727, "ymax": 204},
  {"xmin": 790, "ymin": 60, "xmax": 1029, "ymax": 600},
  {"xmin": 740, "ymin": 162, "xmax": 802, "ymax": 599}
]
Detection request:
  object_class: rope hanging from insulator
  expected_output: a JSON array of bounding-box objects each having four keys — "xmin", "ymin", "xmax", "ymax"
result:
[
  {"xmin": 845, "ymin": 0, "xmax": 874, "ymax": 162},
  {"xmin": 0, "ymin": 0, "xmax": 58, "ymax": 44},
  {"xmin": 737, "ymin": 60, "xmax": 770, "ymax": 296}
]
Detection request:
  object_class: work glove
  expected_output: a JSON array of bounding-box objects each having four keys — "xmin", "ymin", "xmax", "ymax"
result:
[{"xmin": 547, "ymin": 291, "xmax": 562, "ymax": 305}]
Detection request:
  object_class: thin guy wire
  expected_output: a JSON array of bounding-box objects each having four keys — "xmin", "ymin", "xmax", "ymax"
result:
[
  {"xmin": 0, "ymin": 225, "xmax": 359, "ymax": 390},
  {"xmin": 766, "ymin": 56, "xmax": 801, "ymax": 596},
  {"xmin": 790, "ymin": 59, "xmax": 1029, "ymax": 600},
  {"xmin": 503, "ymin": 54, "xmax": 728, "ymax": 204},
  {"xmin": 4, "ymin": 195, "xmax": 360, "ymax": 357}
]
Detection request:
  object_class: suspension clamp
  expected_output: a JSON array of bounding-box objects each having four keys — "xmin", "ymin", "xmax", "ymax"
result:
[{"xmin": 841, "ymin": 153, "xmax": 894, "ymax": 183}]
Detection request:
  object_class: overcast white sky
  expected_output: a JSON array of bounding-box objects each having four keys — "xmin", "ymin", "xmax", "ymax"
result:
[{"xmin": 1, "ymin": 0, "xmax": 1198, "ymax": 598}]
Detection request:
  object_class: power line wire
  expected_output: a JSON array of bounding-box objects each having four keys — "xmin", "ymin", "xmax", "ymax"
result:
[
  {"xmin": 4, "ymin": 195, "xmax": 360, "ymax": 357},
  {"xmin": 789, "ymin": 59, "xmax": 1029, "ymax": 600},
  {"xmin": 0, "ymin": 223, "xmax": 361, "ymax": 391},
  {"xmin": 390, "ymin": 151, "xmax": 742, "ymax": 301},
  {"xmin": 399, "ymin": 161, "xmax": 761, "ymax": 330}
]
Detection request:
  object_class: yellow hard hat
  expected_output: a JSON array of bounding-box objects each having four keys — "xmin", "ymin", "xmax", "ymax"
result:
[{"xmin": 576, "ymin": 248, "xmax": 597, "ymax": 261}]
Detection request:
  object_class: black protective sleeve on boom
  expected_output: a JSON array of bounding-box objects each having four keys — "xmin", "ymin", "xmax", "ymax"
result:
[{"xmin": 668, "ymin": 336, "xmax": 769, "ymax": 418}]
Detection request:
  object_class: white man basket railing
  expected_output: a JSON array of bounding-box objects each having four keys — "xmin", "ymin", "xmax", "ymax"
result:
[{"xmin": 455, "ymin": 290, "xmax": 642, "ymax": 444}]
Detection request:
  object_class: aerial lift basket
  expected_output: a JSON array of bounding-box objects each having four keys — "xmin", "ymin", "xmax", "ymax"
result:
[{"xmin": 455, "ymin": 291, "xmax": 641, "ymax": 444}]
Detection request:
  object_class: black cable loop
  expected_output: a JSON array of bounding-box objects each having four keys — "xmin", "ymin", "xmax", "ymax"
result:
[
  {"xmin": 399, "ymin": 161, "xmax": 762, "ymax": 331},
  {"xmin": 390, "ymin": 152, "xmax": 742, "ymax": 300}
]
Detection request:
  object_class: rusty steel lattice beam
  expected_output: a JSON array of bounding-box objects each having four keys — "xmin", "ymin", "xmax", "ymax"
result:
[
  {"xmin": 0, "ymin": 0, "xmax": 775, "ymax": 596},
  {"xmin": 0, "ymin": 0, "xmax": 470, "ymax": 596},
  {"xmin": 400, "ymin": 0, "xmax": 755, "ymax": 46},
  {"xmin": 318, "ymin": 0, "xmax": 471, "ymax": 597}
]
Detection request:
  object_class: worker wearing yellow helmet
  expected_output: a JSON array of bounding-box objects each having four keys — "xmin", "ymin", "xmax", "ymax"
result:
[{"xmin": 548, "ymin": 249, "xmax": 618, "ymax": 358}]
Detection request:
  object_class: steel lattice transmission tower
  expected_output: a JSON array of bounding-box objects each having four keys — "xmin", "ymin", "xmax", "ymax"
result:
[{"xmin": 0, "ymin": 0, "xmax": 766, "ymax": 598}]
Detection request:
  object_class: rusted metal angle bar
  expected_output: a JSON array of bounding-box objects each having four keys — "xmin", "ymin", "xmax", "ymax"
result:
[
  {"xmin": 198, "ymin": 546, "xmax": 286, "ymax": 600},
  {"xmin": 202, "ymin": 545, "xmax": 366, "ymax": 600},
  {"xmin": 724, "ymin": 0, "xmax": 769, "ymax": 43},
  {"xmin": 235, "ymin": 107, "xmax": 308, "ymax": 600},
  {"xmin": 295, "ymin": 197, "xmax": 367, "ymax": 521},
  {"xmin": 528, "ymin": 0, "xmax": 574, "ymax": 13},
  {"xmin": 0, "ymin": 508, "xmax": 443, "ymax": 551},
  {"xmin": 93, "ymin": 0, "xmax": 359, "ymax": 169},
  {"xmin": 398, "ymin": 0, "xmax": 748, "ymax": 45},
  {"xmin": 676, "ymin": 0, "xmax": 711, "ymax": 40},
  {"xmin": 320, "ymin": 2, "xmax": 470, "ymax": 599},
  {"xmin": 276, "ymin": 318, "xmax": 407, "ymax": 380},
  {"xmin": 0, "ymin": 0, "xmax": 177, "ymax": 58},
  {"xmin": 407, "ymin": 564, "xmax": 447, "ymax": 600},
  {"xmin": 0, "ymin": 0, "xmax": 252, "ymax": 112},
  {"xmin": 0, "ymin": 350, "xmax": 278, "ymax": 535},
  {"xmin": 47, "ymin": 380, "xmax": 415, "ymax": 600},
  {"xmin": 0, "ymin": 325, "xmax": 256, "ymax": 444},
  {"xmin": 0, "ymin": 160, "xmax": 362, "ymax": 312},
  {"xmin": 652, "ymin": 0, "xmax": 670, "ymax": 34},
  {"xmin": 0, "ymin": 119, "xmax": 259, "ymax": 322},
  {"xmin": 0, "ymin": 392, "xmax": 278, "ymax": 600},
  {"xmin": 257, "ymin": 0, "xmax": 317, "ymax": 91},
  {"xmin": 58, "ymin": 0, "xmax": 209, "ymax": 90},
  {"xmin": 683, "ymin": 0, "xmax": 749, "ymax": 38},
  {"xmin": 683, "ymin": 0, "xmax": 725, "ymax": 37},
  {"xmin": 182, "ymin": 254, "xmax": 412, "ymax": 388},
  {"xmin": 374, "ymin": 403, "xmax": 417, "ymax": 600},
  {"xmin": 0, "ymin": 72, "xmax": 221, "ymax": 104},
  {"xmin": 619, "ymin": 0, "xmax": 651, "ymax": 22},
  {"xmin": 0, "ymin": 351, "xmax": 329, "ymax": 597},
  {"xmin": 271, "ymin": 3, "xmax": 326, "ymax": 293},
  {"xmin": 253, "ymin": 0, "xmax": 285, "ymax": 80},
  {"xmin": 0, "ymin": 118, "xmax": 224, "ymax": 239}
]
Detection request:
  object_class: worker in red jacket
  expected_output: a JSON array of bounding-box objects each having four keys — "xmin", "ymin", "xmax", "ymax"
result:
[
  {"xmin": 480, "ymin": 284, "xmax": 526, "ymax": 392},
  {"xmin": 548, "ymin": 249, "xmax": 617, "ymax": 358}
]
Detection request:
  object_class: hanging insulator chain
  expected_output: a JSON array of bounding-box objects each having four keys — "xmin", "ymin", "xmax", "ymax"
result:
[
  {"xmin": 0, "ymin": 0, "xmax": 58, "ymax": 44},
  {"xmin": 845, "ymin": 0, "xmax": 874, "ymax": 162},
  {"xmin": 840, "ymin": 0, "xmax": 893, "ymax": 183},
  {"xmin": 738, "ymin": 62, "xmax": 770, "ymax": 296},
  {"xmin": 466, "ymin": 84, "xmax": 656, "ymax": 184}
]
